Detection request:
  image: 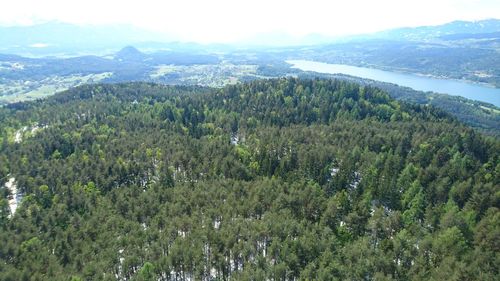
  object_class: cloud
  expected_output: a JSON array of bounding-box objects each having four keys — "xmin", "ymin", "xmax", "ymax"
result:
[{"xmin": 29, "ymin": 43, "xmax": 50, "ymax": 48}]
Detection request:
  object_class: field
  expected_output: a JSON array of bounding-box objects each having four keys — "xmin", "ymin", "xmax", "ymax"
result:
[{"xmin": 0, "ymin": 72, "xmax": 112, "ymax": 104}]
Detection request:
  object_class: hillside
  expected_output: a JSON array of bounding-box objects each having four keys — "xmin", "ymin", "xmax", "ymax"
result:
[
  {"xmin": 296, "ymin": 19, "xmax": 500, "ymax": 88},
  {"xmin": 295, "ymin": 71, "xmax": 500, "ymax": 136},
  {"xmin": 306, "ymin": 39, "xmax": 500, "ymax": 87},
  {"xmin": 2, "ymin": 49, "xmax": 499, "ymax": 137},
  {"xmin": 370, "ymin": 19, "xmax": 500, "ymax": 41},
  {"xmin": 0, "ymin": 79, "xmax": 499, "ymax": 280}
]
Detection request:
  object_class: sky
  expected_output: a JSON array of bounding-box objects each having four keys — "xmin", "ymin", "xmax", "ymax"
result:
[{"xmin": 1, "ymin": 0, "xmax": 499, "ymax": 43}]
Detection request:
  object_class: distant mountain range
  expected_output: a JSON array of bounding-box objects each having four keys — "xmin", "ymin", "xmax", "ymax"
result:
[
  {"xmin": 366, "ymin": 19, "xmax": 500, "ymax": 41},
  {"xmin": 0, "ymin": 22, "xmax": 175, "ymax": 56},
  {"xmin": 216, "ymin": 19, "xmax": 500, "ymax": 46},
  {"xmin": 1, "ymin": 19, "xmax": 499, "ymax": 56}
]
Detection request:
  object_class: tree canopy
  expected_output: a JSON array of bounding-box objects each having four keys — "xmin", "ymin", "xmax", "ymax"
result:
[{"xmin": 0, "ymin": 78, "xmax": 498, "ymax": 280}]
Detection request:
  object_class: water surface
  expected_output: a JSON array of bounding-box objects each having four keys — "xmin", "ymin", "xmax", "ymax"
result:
[{"xmin": 288, "ymin": 60, "xmax": 500, "ymax": 107}]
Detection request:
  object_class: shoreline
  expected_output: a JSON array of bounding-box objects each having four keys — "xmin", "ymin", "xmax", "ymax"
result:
[
  {"xmin": 286, "ymin": 59, "xmax": 500, "ymax": 107},
  {"xmin": 287, "ymin": 59, "xmax": 499, "ymax": 90}
]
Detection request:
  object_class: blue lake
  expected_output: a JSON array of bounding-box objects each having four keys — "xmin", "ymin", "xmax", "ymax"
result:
[{"xmin": 288, "ymin": 60, "xmax": 500, "ymax": 107}]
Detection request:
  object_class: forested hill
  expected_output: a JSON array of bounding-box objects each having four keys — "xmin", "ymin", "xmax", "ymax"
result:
[{"xmin": 0, "ymin": 79, "xmax": 498, "ymax": 280}]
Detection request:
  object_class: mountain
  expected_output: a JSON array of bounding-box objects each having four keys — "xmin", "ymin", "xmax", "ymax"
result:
[
  {"xmin": 368, "ymin": 19, "xmax": 500, "ymax": 41},
  {"xmin": 114, "ymin": 46, "xmax": 148, "ymax": 61},
  {"xmin": 0, "ymin": 78, "xmax": 498, "ymax": 280},
  {"xmin": 0, "ymin": 22, "xmax": 174, "ymax": 56},
  {"xmin": 302, "ymin": 19, "xmax": 500, "ymax": 89},
  {"xmin": 0, "ymin": 46, "xmax": 221, "ymax": 81},
  {"xmin": 1, "ymin": 19, "xmax": 498, "ymax": 55},
  {"xmin": 439, "ymin": 31, "xmax": 500, "ymax": 40}
]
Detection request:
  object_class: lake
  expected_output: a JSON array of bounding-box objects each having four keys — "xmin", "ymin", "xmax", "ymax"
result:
[{"xmin": 287, "ymin": 60, "xmax": 500, "ymax": 107}]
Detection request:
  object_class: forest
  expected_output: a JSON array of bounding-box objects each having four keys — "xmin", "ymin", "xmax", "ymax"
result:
[
  {"xmin": 0, "ymin": 78, "xmax": 498, "ymax": 280},
  {"xmin": 307, "ymin": 40, "xmax": 500, "ymax": 87}
]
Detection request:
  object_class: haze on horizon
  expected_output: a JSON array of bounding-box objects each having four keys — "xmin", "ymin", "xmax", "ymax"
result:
[{"xmin": 1, "ymin": 0, "xmax": 499, "ymax": 43}]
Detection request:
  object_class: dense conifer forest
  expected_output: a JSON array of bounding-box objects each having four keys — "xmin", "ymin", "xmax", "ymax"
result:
[{"xmin": 0, "ymin": 78, "xmax": 498, "ymax": 280}]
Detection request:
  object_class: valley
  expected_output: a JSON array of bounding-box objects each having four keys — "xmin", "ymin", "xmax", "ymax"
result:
[{"xmin": 1, "ymin": 20, "xmax": 500, "ymax": 137}]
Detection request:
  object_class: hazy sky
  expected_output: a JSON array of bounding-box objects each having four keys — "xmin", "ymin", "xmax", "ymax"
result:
[{"xmin": 1, "ymin": 0, "xmax": 499, "ymax": 43}]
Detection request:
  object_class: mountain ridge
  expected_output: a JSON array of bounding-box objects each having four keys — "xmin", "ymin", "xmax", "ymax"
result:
[{"xmin": 1, "ymin": 19, "xmax": 498, "ymax": 55}]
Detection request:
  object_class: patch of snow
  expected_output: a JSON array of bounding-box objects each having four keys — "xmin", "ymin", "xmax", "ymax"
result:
[
  {"xmin": 115, "ymin": 249, "xmax": 125, "ymax": 279},
  {"xmin": 13, "ymin": 124, "xmax": 47, "ymax": 143},
  {"xmin": 172, "ymin": 166, "xmax": 182, "ymax": 180},
  {"xmin": 30, "ymin": 124, "xmax": 46, "ymax": 134},
  {"xmin": 257, "ymin": 240, "xmax": 267, "ymax": 257},
  {"xmin": 14, "ymin": 127, "xmax": 26, "ymax": 143},
  {"xmin": 330, "ymin": 167, "xmax": 339, "ymax": 177},
  {"xmin": 178, "ymin": 230, "xmax": 187, "ymax": 238},
  {"xmin": 210, "ymin": 267, "xmax": 217, "ymax": 278},
  {"xmin": 4, "ymin": 177, "xmax": 22, "ymax": 217},
  {"xmin": 14, "ymin": 131, "xmax": 22, "ymax": 143},
  {"xmin": 214, "ymin": 217, "xmax": 221, "ymax": 229},
  {"xmin": 230, "ymin": 133, "xmax": 239, "ymax": 145},
  {"xmin": 170, "ymin": 270, "xmax": 194, "ymax": 281},
  {"xmin": 349, "ymin": 171, "xmax": 362, "ymax": 189}
]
